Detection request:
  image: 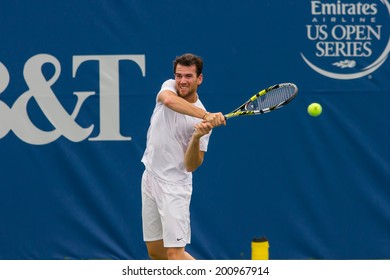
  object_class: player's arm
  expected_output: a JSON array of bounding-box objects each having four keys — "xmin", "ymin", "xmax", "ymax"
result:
[
  {"xmin": 184, "ymin": 121, "xmax": 212, "ymax": 172},
  {"xmin": 158, "ymin": 90, "xmax": 226, "ymax": 126}
]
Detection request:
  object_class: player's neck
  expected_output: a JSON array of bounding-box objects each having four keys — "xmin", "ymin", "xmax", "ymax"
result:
[{"xmin": 183, "ymin": 92, "xmax": 198, "ymax": 103}]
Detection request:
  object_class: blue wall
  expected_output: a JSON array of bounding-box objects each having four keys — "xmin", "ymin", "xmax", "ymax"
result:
[{"xmin": 0, "ymin": 0, "xmax": 389, "ymax": 259}]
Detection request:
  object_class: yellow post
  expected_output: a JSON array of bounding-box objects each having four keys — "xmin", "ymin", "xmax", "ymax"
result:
[{"xmin": 251, "ymin": 237, "xmax": 269, "ymax": 260}]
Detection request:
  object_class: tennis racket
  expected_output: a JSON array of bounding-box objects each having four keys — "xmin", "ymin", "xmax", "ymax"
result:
[{"xmin": 224, "ymin": 83, "xmax": 298, "ymax": 119}]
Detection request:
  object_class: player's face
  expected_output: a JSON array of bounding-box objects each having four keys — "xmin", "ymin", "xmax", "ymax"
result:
[{"xmin": 174, "ymin": 64, "xmax": 203, "ymax": 102}]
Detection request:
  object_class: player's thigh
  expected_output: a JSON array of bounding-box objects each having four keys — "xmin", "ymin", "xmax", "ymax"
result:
[
  {"xmin": 161, "ymin": 184, "xmax": 192, "ymax": 247},
  {"xmin": 142, "ymin": 171, "xmax": 163, "ymax": 241}
]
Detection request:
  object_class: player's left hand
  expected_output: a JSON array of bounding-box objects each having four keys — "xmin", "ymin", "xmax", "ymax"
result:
[{"xmin": 193, "ymin": 121, "xmax": 213, "ymax": 139}]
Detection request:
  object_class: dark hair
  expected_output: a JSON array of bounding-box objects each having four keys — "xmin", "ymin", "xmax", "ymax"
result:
[{"xmin": 173, "ymin": 53, "xmax": 203, "ymax": 76}]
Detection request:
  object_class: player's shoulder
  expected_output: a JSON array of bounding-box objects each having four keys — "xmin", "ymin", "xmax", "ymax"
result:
[
  {"xmin": 156, "ymin": 79, "xmax": 177, "ymax": 103},
  {"xmin": 160, "ymin": 79, "xmax": 176, "ymax": 92}
]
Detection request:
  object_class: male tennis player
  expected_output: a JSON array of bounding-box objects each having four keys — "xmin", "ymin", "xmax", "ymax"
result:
[{"xmin": 141, "ymin": 53, "xmax": 226, "ymax": 260}]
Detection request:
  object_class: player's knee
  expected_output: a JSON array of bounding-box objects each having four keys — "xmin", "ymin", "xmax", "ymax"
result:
[
  {"xmin": 148, "ymin": 251, "xmax": 163, "ymax": 260},
  {"xmin": 147, "ymin": 248, "xmax": 166, "ymax": 260},
  {"xmin": 166, "ymin": 248, "xmax": 185, "ymax": 260}
]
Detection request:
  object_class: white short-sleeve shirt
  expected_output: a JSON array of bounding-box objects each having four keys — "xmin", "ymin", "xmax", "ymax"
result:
[{"xmin": 141, "ymin": 79, "xmax": 211, "ymax": 184}]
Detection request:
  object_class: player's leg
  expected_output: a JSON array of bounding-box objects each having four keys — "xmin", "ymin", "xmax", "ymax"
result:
[
  {"xmin": 145, "ymin": 240, "xmax": 167, "ymax": 260},
  {"xmin": 143, "ymin": 171, "xmax": 195, "ymax": 260},
  {"xmin": 166, "ymin": 247, "xmax": 195, "ymax": 260},
  {"xmin": 142, "ymin": 171, "xmax": 166, "ymax": 259},
  {"xmin": 161, "ymin": 183, "xmax": 194, "ymax": 260},
  {"xmin": 145, "ymin": 242, "xmax": 195, "ymax": 260}
]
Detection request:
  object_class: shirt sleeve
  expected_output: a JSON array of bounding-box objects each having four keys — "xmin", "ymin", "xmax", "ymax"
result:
[
  {"xmin": 155, "ymin": 79, "xmax": 176, "ymax": 103},
  {"xmin": 159, "ymin": 79, "xmax": 176, "ymax": 93},
  {"xmin": 199, "ymin": 133, "xmax": 211, "ymax": 152}
]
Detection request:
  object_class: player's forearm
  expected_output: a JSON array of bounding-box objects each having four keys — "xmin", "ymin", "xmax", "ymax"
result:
[
  {"xmin": 159, "ymin": 91, "xmax": 206, "ymax": 119},
  {"xmin": 184, "ymin": 136, "xmax": 204, "ymax": 172}
]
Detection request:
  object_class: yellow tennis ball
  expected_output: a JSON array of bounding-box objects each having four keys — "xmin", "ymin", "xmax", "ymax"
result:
[{"xmin": 307, "ymin": 103, "xmax": 322, "ymax": 117}]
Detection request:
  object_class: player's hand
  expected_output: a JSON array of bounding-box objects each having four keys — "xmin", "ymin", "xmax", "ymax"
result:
[
  {"xmin": 193, "ymin": 121, "xmax": 213, "ymax": 139},
  {"xmin": 204, "ymin": 112, "xmax": 226, "ymax": 127}
]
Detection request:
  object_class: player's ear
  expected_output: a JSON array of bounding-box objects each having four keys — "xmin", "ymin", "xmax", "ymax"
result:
[{"xmin": 197, "ymin": 73, "xmax": 203, "ymax": 86}]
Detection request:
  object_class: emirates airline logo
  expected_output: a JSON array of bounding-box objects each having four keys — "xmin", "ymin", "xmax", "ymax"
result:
[{"xmin": 301, "ymin": 0, "xmax": 390, "ymax": 79}]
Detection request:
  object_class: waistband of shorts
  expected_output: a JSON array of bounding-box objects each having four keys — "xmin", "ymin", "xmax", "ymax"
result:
[{"xmin": 143, "ymin": 169, "xmax": 192, "ymax": 187}]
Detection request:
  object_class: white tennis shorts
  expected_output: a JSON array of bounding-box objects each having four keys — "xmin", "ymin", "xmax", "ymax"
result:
[{"xmin": 141, "ymin": 170, "xmax": 192, "ymax": 248}]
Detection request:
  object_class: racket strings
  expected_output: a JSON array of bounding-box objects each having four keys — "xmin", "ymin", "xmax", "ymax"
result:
[{"xmin": 252, "ymin": 86, "xmax": 296, "ymax": 110}]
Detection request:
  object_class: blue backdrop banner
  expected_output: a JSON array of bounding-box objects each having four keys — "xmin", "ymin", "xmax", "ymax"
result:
[{"xmin": 0, "ymin": 0, "xmax": 389, "ymax": 259}]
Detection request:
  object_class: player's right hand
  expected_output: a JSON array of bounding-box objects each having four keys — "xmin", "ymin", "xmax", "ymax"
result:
[{"xmin": 204, "ymin": 112, "xmax": 226, "ymax": 127}]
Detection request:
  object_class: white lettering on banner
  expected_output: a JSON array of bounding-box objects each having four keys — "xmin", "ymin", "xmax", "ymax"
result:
[
  {"xmin": 0, "ymin": 62, "xmax": 11, "ymax": 139},
  {"xmin": 0, "ymin": 54, "xmax": 146, "ymax": 145},
  {"xmin": 311, "ymin": 1, "xmax": 378, "ymax": 16},
  {"xmin": 301, "ymin": 0, "xmax": 390, "ymax": 80}
]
